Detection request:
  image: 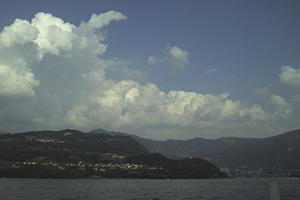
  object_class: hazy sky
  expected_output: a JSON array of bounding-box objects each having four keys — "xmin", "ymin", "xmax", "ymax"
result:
[{"xmin": 0, "ymin": 0, "xmax": 300, "ymax": 140}]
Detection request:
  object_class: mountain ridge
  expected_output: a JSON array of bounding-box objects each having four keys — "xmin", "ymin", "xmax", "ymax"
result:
[
  {"xmin": 0, "ymin": 129, "xmax": 225, "ymax": 179},
  {"xmin": 89, "ymin": 128, "xmax": 300, "ymax": 171}
]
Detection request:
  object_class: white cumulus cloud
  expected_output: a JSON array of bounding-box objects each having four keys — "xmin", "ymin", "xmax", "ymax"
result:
[
  {"xmin": 280, "ymin": 65, "xmax": 300, "ymax": 88},
  {"xmin": 147, "ymin": 46, "xmax": 189, "ymax": 69},
  {"xmin": 0, "ymin": 61, "xmax": 38, "ymax": 96},
  {"xmin": 0, "ymin": 11, "xmax": 297, "ymax": 139},
  {"xmin": 0, "ymin": 19, "xmax": 38, "ymax": 47},
  {"xmin": 167, "ymin": 46, "xmax": 189, "ymax": 69}
]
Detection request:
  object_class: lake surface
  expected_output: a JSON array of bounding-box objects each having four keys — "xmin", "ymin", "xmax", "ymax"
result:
[{"xmin": 0, "ymin": 178, "xmax": 299, "ymax": 200}]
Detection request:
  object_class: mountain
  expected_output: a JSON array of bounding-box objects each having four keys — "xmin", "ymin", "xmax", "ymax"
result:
[
  {"xmin": 90, "ymin": 129, "xmax": 300, "ymax": 171},
  {"xmin": 0, "ymin": 129, "xmax": 225, "ymax": 178},
  {"xmin": 89, "ymin": 128, "xmax": 107, "ymax": 134},
  {"xmin": 0, "ymin": 129, "xmax": 148, "ymax": 162},
  {"xmin": 153, "ymin": 130, "xmax": 300, "ymax": 170},
  {"xmin": 125, "ymin": 153, "xmax": 224, "ymax": 179},
  {"xmin": 0, "ymin": 131, "xmax": 9, "ymax": 134}
]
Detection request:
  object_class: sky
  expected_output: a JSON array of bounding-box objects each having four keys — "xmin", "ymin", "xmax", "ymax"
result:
[{"xmin": 0, "ymin": 0, "xmax": 300, "ymax": 140}]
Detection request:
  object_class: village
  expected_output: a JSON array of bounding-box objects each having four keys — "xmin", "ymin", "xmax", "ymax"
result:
[{"xmin": 12, "ymin": 155, "xmax": 163, "ymax": 175}]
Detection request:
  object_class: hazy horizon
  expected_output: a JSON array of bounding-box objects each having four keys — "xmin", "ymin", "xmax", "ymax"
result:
[
  {"xmin": 1, "ymin": 0, "xmax": 300, "ymax": 140},
  {"xmin": 1, "ymin": 126, "xmax": 299, "ymax": 141}
]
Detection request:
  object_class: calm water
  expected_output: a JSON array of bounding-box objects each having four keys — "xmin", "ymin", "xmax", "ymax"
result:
[{"xmin": 0, "ymin": 178, "xmax": 299, "ymax": 200}]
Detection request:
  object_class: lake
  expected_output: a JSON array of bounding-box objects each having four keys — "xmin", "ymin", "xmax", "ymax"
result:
[{"xmin": 0, "ymin": 178, "xmax": 299, "ymax": 200}]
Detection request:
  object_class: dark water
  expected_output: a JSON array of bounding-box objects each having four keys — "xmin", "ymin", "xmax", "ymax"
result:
[{"xmin": 0, "ymin": 178, "xmax": 299, "ymax": 200}]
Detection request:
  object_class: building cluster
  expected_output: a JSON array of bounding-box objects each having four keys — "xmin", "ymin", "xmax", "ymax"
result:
[
  {"xmin": 25, "ymin": 136, "xmax": 65, "ymax": 144},
  {"xmin": 220, "ymin": 166, "xmax": 269, "ymax": 177},
  {"xmin": 13, "ymin": 159, "xmax": 162, "ymax": 173}
]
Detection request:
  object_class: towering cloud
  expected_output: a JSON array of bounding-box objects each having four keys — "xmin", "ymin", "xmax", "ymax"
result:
[
  {"xmin": 0, "ymin": 11, "xmax": 296, "ymax": 139},
  {"xmin": 0, "ymin": 19, "xmax": 38, "ymax": 47}
]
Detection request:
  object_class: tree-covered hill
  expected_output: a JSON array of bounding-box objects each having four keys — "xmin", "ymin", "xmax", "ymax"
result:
[{"xmin": 0, "ymin": 129, "xmax": 226, "ymax": 179}]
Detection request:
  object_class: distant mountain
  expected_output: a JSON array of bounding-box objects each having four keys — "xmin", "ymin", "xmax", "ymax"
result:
[
  {"xmin": 89, "ymin": 128, "xmax": 107, "ymax": 134},
  {"xmin": 0, "ymin": 129, "xmax": 225, "ymax": 178},
  {"xmin": 91, "ymin": 129, "xmax": 300, "ymax": 170},
  {"xmin": 0, "ymin": 131, "xmax": 9, "ymax": 134}
]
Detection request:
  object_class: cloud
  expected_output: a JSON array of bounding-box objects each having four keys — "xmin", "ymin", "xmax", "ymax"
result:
[
  {"xmin": 0, "ymin": 61, "xmax": 38, "ymax": 96},
  {"xmin": 279, "ymin": 65, "xmax": 300, "ymax": 88},
  {"xmin": 269, "ymin": 94, "xmax": 292, "ymax": 119},
  {"xmin": 147, "ymin": 56, "xmax": 160, "ymax": 65},
  {"xmin": 0, "ymin": 11, "xmax": 297, "ymax": 139},
  {"xmin": 167, "ymin": 46, "xmax": 189, "ymax": 69},
  {"xmin": 205, "ymin": 67, "xmax": 218, "ymax": 74},
  {"xmin": 31, "ymin": 12, "xmax": 77, "ymax": 59},
  {"xmin": 0, "ymin": 11, "xmax": 119, "ymax": 59},
  {"xmin": 65, "ymin": 76, "xmax": 291, "ymax": 139},
  {"xmin": 0, "ymin": 19, "xmax": 38, "ymax": 47},
  {"xmin": 87, "ymin": 11, "xmax": 127, "ymax": 29},
  {"xmin": 147, "ymin": 46, "xmax": 189, "ymax": 69},
  {"xmin": 105, "ymin": 58, "xmax": 146, "ymax": 82},
  {"xmin": 0, "ymin": 11, "xmax": 123, "ymax": 131}
]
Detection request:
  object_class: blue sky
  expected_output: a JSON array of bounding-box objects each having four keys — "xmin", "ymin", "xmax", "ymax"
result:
[{"xmin": 0, "ymin": 0, "xmax": 300, "ymax": 139}]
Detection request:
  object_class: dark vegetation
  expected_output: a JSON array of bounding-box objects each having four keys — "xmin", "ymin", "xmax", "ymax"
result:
[
  {"xmin": 125, "ymin": 153, "xmax": 224, "ymax": 179},
  {"xmin": 0, "ymin": 129, "xmax": 226, "ymax": 179}
]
